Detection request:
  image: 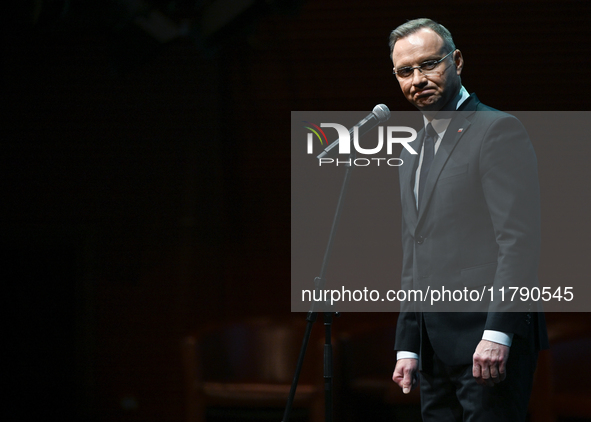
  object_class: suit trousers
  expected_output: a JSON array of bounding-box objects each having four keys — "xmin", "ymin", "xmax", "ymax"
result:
[{"xmin": 419, "ymin": 331, "xmax": 538, "ymax": 422}]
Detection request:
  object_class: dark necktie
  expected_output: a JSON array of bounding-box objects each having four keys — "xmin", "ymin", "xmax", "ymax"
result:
[{"xmin": 418, "ymin": 123, "xmax": 437, "ymax": 208}]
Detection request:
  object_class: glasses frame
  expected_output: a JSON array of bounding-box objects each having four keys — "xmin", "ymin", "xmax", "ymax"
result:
[{"xmin": 393, "ymin": 49, "xmax": 456, "ymax": 78}]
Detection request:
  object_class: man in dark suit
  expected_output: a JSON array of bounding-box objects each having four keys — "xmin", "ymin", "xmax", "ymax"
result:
[{"xmin": 389, "ymin": 19, "xmax": 548, "ymax": 421}]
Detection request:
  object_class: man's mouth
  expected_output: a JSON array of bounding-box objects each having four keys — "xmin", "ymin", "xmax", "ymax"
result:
[{"xmin": 415, "ymin": 89, "xmax": 435, "ymax": 99}]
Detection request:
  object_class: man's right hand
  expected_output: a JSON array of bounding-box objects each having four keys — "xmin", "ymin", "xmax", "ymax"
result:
[{"xmin": 392, "ymin": 358, "xmax": 419, "ymax": 394}]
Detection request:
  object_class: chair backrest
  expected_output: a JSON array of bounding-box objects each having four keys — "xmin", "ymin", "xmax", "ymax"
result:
[{"xmin": 196, "ymin": 317, "xmax": 317, "ymax": 384}]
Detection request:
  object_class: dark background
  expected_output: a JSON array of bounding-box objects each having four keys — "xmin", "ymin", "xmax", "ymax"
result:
[{"xmin": 4, "ymin": 1, "xmax": 590, "ymax": 421}]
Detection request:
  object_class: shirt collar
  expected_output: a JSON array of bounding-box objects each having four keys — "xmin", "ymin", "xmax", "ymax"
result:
[
  {"xmin": 423, "ymin": 85, "xmax": 469, "ymax": 136},
  {"xmin": 455, "ymin": 85, "xmax": 470, "ymax": 109}
]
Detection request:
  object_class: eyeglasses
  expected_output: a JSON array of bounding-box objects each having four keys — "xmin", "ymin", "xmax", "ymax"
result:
[{"xmin": 393, "ymin": 49, "xmax": 455, "ymax": 78}]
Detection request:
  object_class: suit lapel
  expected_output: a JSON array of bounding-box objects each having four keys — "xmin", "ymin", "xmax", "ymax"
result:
[
  {"xmin": 400, "ymin": 127, "xmax": 423, "ymax": 236},
  {"xmin": 416, "ymin": 93, "xmax": 481, "ymax": 225},
  {"xmin": 401, "ymin": 93, "xmax": 481, "ymax": 234},
  {"xmin": 416, "ymin": 114, "xmax": 472, "ymax": 224}
]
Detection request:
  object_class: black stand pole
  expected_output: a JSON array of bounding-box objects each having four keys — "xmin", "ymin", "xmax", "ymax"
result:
[{"xmin": 282, "ymin": 153, "xmax": 356, "ymax": 422}]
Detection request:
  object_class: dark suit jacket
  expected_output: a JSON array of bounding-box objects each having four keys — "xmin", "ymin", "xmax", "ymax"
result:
[{"xmin": 394, "ymin": 94, "xmax": 548, "ymax": 367}]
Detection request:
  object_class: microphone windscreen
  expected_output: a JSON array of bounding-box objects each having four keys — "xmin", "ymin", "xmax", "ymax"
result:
[{"xmin": 373, "ymin": 104, "xmax": 391, "ymax": 122}]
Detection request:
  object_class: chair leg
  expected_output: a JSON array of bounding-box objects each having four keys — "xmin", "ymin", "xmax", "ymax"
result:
[
  {"xmin": 181, "ymin": 336, "xmax": 205, "ymax": 422},
  {"xmin": 528, "ymin": 350, "xmax": 555, "ymax": 422}
]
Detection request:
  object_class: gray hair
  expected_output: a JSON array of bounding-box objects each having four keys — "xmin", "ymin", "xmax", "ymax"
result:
[{"xmin": 389, "ymin": 18, "xmax": 456, "ymax": 57}]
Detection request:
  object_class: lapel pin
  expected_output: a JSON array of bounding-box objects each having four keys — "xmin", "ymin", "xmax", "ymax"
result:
[{"xmin": 458, "ymin": 128, "xmax": 464, "ymax": 132}]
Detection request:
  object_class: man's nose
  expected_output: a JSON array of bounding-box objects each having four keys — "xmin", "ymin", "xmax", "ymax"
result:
[{"xmin": 411, "ymin": 68, "xmax": 427, "ymax": 86}]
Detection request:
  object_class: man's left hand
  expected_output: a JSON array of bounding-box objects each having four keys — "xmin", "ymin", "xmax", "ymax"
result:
[{"xmin": 472, "ymin": 340, "xmax": 510, "ymax": 386}]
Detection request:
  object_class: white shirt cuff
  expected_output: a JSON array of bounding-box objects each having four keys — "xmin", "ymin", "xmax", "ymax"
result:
[
  {"xmin": 397, "ymin": 351, "xmax": 419, "ymax": 360},
  {"xmin": 482, "ymin": 330, "xmax": 513, "ymax": 347}
]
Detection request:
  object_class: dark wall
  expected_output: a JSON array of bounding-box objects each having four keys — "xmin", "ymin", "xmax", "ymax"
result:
[{"xmin": 4, "ymin": 0, "xmax": 590, "ymax": 421}]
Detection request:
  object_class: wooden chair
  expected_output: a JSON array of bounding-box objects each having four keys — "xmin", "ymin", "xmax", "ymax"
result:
[
  {"xmin": 181, "ymin": 317, "xmax": 325, "ymax": 422},
  {"xmin": 529, "ymin": 313, "xmax": 591, "ymax": 422}
]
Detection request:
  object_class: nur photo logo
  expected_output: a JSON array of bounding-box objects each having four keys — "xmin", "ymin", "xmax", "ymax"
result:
[{"xmin": 301, "ymin": 106, "xmax": 419, "ymax": 167}]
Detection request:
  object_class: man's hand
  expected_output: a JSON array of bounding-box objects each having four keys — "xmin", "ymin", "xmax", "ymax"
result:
[
  {"xmin": 472, "ymin": 339, "xmax": 510, "ymax": 386},
  {"xmin": 392, "ymin": 358, "xmax": 419, "ymax": 394}
]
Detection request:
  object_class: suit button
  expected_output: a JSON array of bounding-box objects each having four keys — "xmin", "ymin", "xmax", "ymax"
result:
[{"xmin": 416, "ymin": 235, "xmax": 424, "ymax": 244}]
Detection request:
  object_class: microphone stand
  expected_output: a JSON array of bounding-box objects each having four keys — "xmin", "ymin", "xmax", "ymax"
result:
[{"xmin": 282, "ymin": 149, "xmax": 357, "ymax": 422}]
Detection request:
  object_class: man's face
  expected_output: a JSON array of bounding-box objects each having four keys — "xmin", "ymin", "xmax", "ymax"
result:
[{"xmin": 391, "ymin": 28, "xmax": 463, "ymax": 113}]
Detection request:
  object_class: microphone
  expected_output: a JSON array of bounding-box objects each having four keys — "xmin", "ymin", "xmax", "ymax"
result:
[{"xmin": 316, "ymin": 104, "xmax": 391, "ymax": 159}]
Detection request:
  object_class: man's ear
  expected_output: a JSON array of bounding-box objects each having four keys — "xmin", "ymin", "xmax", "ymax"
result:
[{"xmin": 454, "ymin": 49, "xmax": 464, "ymax": 75}]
